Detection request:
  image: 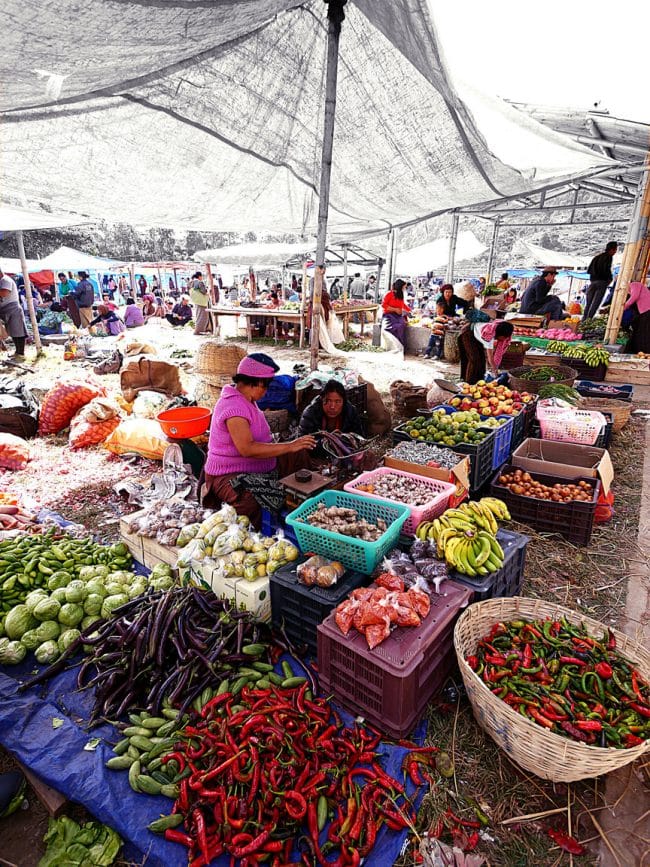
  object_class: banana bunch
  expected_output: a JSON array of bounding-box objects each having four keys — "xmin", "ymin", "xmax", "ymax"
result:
[
  {"xmin": 560, "ymin": 342, "xmax": 585, "ymax": 359},
  {"xmin": 582, "ymin": 346, "xmax": 610, "ymax": 368},
  {"xmin": 546, "ymin": 340, "xmax": 571, "ymax": 354},
  {"xmin": 444, "ymin": 529, "xmax": 505, "ymax": 577}
]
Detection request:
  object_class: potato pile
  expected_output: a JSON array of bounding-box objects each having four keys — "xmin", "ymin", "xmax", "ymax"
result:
[
  {"xmin": 305, "ymin": 504, "xmax": 387, "ymax": 541},
  {"xmin": 497, "ymin": 469, "xmax": 594, "ymax": 503}
]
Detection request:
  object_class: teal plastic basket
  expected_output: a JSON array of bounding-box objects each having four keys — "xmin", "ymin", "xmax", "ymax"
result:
[{"xmin": 285, "ymin": 490, "xmax": 410, "ymax": 574}]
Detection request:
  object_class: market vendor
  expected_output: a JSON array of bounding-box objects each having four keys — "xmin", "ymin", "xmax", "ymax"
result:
[
  {"xmin": 298, "ymin": 379, "xmax": 365, "ymax": 437},
  {"xmin": 436, "ymin": 283, "xmax": 470, "ymax": 317},
  {"xmin": 166, "ymin": 295, "xmax": 193, "ymax": 327},
  {"xmin": 624, "ymin": 281, "xmax": 650, "ymax": 354},
  {"xmin": 519, "ymin": 268, "xmax": 568, "ymax": 320},
  {"xmin": 381, "ymin": 278, "xmax": 411, "ymax": 348},
  {"xmin": 87, "ymin": 304, "xmax": 126, "ymax": 336},
  {"xmin": 202, "ymin": 353, "xmax": 316, "ymax": 528},
  {"xmin": 458, "ymin": 319, "xmax": 514, "ymax": 384}
]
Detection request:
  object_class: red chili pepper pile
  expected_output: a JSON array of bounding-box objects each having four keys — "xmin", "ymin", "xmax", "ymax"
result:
[
  {"xmin": 467, "ymin": 617, "xmax": 650, "ymax": 748},
  {"xmin": 160, "ymin": 681, "xmax": 420, "ymax": 866}
]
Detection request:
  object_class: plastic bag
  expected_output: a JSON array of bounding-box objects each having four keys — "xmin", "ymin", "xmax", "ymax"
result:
[
  {"xmin": 103, "ymin": 418, "xmax": 168, "ymax": 460},
  {"xmin": 132, "ymin": 390, "xmax": 169, "ymax": 419},
  {"xmin": 0, "ymin": 432, "xmax": 30, "ymax": 469},
  {"xmin": 297, "ymin": 555, "xmax": 344, "ymax": 587}
]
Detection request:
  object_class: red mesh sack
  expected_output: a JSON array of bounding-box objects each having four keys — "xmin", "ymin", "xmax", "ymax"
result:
[
  {"xmin": 594, "ymin": 489, "xmax": 614, "ymax": 523},
  {"xmin": 39, "ymin": 380, "xmax": 105, "ymax": 435},
  {"xmin": 69, "ymin": 415, "xmax": 121, "ymax": 449},
  {"xmin": 0, "ymin": 433, "xmax": 30, "ymax": 470}
]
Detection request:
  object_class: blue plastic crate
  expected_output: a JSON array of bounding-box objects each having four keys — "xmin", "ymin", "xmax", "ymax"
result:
[
  {"xmin": 285, "ymin": 490, "xmax": 410, "ymax": 574},
  {"xmin": 575, "ymin": 381, "xmax": 633, "ymax": 402},
  {"xmin": 430, "ymin": 405, "xmax": 513, "ymax": 473},
  {"xmin": 260, "ymin": 508, "xmax": 298, "ymax": 546}
]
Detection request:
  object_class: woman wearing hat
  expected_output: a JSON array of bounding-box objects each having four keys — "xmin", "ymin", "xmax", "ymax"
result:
[{"xmin": 203, "ymin": 353, "xmax": 316, "ymax": 527}]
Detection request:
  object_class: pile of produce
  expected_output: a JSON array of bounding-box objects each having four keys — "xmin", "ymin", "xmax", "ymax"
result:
[
  {"xmin": 124, "ymin": 500, "xmax": 211, "ymax": 547},
  {"xmin": 0, "ymin": 496, "xmax": 39, "ymax": 533},
  {"xmin": 386, "ymin": 441, "xmax": 460, "ymax": 469},
  {"xmin": 152, "ymin": 683, "xmax": 417, "ymax": 865},
  {"xmin": 22, "ymin": 587, "xmax": 273, "ymax": 723},
  {"xmin": 467, "ymin": 618, "xmax": 650, "ymax": 748},
  {"xmin": 303, "ymin": 503, "xmax": 387, "ymax": 541},
  {"xmin": 278, "ymin": 301, "xmax": 301, "ymax": 311},
  {"xmin": 417, "ymin": 499, "xmax": 510, "ymax": 577},
  {"xmin": 0, "ymin": 531, "xmax": 132, "ymax": 618},
  {"xmin": 352, "ymin": 472, "xmax": 441, "ymax": 506},
  {"xmin": 535, "ymin": 327, "xmax": 582, "ymax": 340},
  {"xmin": 318, "ymin": 430, "xmax": 371, "ymax": 458},
  {"xmin": 383, "ymin": 541, "xmax": 449, "ymax": 593},
  {"xmin": 39, "ymin": 815, "xmax": 121, "ymax": 867},
  {"xmin": 546, "ymin": 343, "xmax": 610, "ymax": 367},
  {"xmin": 449, "ymin": 380, "xmax": 534, "ymax": 415},
  {"xmin": 580, "ymin": 316, "xmax": 607, "ymax": 337},
  {"xmin": 296, "ymin": 555, "xmax": 345, "ymax": 587},
  {"xmin": 515, "ymin": 366, "xmax": 574, "ymax": 382},
  {"xmin": 402, "ymin": 412, "xmax": 489, "ymax": 447},
  {"xmin": 537, "ymin": 384, "xmax": 581, "ymax": 404},
  {"xmin": 0, "ymin": 558, "xmax": 171, "ymax": 667},
  {"xmin": 496, "ymin": 469, "xmax": 594, "ymax": 503},
  {"xmin": 334, "ymin": 578, "xmax": 430, "ymax": 647}
]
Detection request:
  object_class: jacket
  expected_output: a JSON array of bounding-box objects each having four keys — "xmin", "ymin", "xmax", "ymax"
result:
[
  {"xmin": 298, "ymin": 395, "xmax": 365, "ymax": 436},
  {"xmin": 520, "ymin": 276, "xmax": 551, "ymax": 314},
  {"xmin": 73, "ymin": 279, "xmax": 95, "ymax": 308},
  {"xmin": 587, "ymin": 251, "xmax": 613, "ymax": 284}
]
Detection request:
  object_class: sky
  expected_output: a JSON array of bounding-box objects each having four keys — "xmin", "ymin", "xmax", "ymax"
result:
[{"xmin": 432, "ymin": 1, "xmax": 650, "ymax": 123}]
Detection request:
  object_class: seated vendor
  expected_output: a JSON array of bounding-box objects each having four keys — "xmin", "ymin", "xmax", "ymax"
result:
[
  {"xmin": 298, "ymin": 379, "xmax": 365, "ymax": 436},
  {"xmin": 37, "ymin": 301, "xmax": 69, "ymax": 335},
  {"xmin": 202, "ymin": 353, "xmax": 316, "ymax": 528}
]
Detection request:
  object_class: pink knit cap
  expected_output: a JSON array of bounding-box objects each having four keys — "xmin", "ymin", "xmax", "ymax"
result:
[{"xmin": 237, "ymin": 356, "xmax": 278, "ymax": 378}]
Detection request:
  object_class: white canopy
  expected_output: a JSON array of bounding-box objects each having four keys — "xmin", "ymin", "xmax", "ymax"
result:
[
  {"xmin": 0, "ymin": 1, "xmax": 615, "ymax": 235},
  {"xmin": 194, "ymin": 241, "xmax": 316, "ymax": 268},
  {"xmin": 36, "ymin": 246, "xmax": 118, "ymax": 271},
  {"xmin": 394, "ymin": 231, "xmax": 487, "ymax": 275},
  {"xmin": 515, "ymin": 240, "xmax": 625, "ymax": 271}
]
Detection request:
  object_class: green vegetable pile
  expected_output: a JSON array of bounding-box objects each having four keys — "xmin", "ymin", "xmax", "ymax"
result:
[
  {"xmin": 537, "ymin": 384, "xmax": 581, "ymax": 404},
  {"xmin": 38, "ymin": 815, "xmax": 121, "ymax": 867},
  {"xmin": 516, "ymin": 366, "xmax": 573, "ymax": 382}
]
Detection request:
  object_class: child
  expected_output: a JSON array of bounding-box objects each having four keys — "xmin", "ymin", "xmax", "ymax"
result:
[{"xmin": 423, "ymin": 301, "xmax": 449, "ymax": 359}]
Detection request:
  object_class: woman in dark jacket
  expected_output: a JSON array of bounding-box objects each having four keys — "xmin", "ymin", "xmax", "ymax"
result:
[
  {"xmin": 436, "ymin": 283, "xmax": 470, "ymax": 317},
  {"xmin": 298, "ymin": 380, "xmax": 364, "ymax": 436}
]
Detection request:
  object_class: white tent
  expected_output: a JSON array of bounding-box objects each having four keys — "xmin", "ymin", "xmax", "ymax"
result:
[
  {"xmin": 515, "ymin": 240, "xmax": 625, "ymax": 271},
  {"xmin": 394, "ymin": 231, "xmax": 486, "ymax": 275},
  {"xmin": 0, "ymin": 1, "xmax": 615, "ymax": 235},
  {"xmin": 36, "ymin": 246, "xmax": 118, "ymax": 271},
  {"xmin": 194, "ymin": 241, "xmax": 315, "ymax": 268}
]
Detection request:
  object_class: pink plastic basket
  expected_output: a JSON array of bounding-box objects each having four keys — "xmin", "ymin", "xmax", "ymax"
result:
[
  {"xmin": 343, "ymin": 467, "xmax": 456, "ymax": 535},
  {"xmin": 536, "ymin": 404, "xmax": 607, "ymax": 446}
]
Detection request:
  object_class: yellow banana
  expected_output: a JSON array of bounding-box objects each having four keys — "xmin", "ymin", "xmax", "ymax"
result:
[
  {"xmin": 488, "ymin": 534, "xmax": 505, "ymax": 561},
  {"xmin": 457, "ymin": 540, "xmax": 478, "ymax": 576},
  {"xmin": 443, "ymin": 536, "xmax": 463, "ymax": 568},
  {"xmin": 473, "ymin": 533, "xmax": 492, "ymax": 568},
  {"xmin": 476, "ymin": 502, "xmax": 499, "ymax": 533}
]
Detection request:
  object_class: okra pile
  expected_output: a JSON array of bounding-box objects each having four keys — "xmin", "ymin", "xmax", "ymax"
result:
[{"xmin": 467, "ymin": 617, "xmax": 650, "ymax": 748}]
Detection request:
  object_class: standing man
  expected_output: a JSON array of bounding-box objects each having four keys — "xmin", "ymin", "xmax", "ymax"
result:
[
  {"xmin": 519, "ymin": 268, "xmax": 566, "ymax": 320},
  {"xmin": 58, "ymin": 272, "xmax": 81, "ymax": 326},
  {"xmin": 72, "ymin": 271, "xmax": 96, "ymax": 328},
  {"xmin": 189, "ymin": 270, "xmax": 210, "ymax": 335},
  {"xmin": 349, "ymin": 272, "xmax": 365, "ymax": 301},
  {"xmin": 0, "ymin": 268, "xmax": 28, "ymax": 359},
  {"xmin": 583, "ymin": 241, "xmax": 618, "ymax": 321}
]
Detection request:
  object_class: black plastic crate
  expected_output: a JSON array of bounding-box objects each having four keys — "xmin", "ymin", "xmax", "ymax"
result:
[
  {"xmin": 447, "ymin": 529, "xmax": 529, "ymax": 601},
  {"xmin": 490, "ymin": 465, "xmax": 600, "ymax": 546},
  {"xmin": 575, "ymin": 381, "xmax": 633, "ymax": 402},
  {"xmin": 271, "ymin": 558, "xmax": 370, "ymax": 654},
  {"xmin": 560, "ymin": 357, "xmax": 607, "ymax": 382}
]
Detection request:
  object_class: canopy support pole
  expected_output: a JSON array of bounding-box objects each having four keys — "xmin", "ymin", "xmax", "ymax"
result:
[
  {"xmin": 605, "ymin": 155, "xmax": 650, "ymax": 344},
  {"xmin": 446, "ymin": 211, "xmax": 460, "ymax": 284},
  {"xmin": 486, "ymin": 219, "xmax": 500, "ymax": 285},
  {"xmin": 16, "ymin": 231, "xmax": 42, "ymax": 354},
  {"xmin": 375, "ymin": 257, "xmax": 383, "ymax": 303},
  {"xmin": 342, "ymin": 244, "xmax": 349, "ymax": 303},
  {"xmin": 310, "ymin": 0, "xmax": 347, "ymax": 371},
  {"xmin": 385, "ymin": 229, "xmax": 395, "ymax": 292},
  {"xmin": 129, "ymin": 263, "xmax": 136, "ymax": 296}
]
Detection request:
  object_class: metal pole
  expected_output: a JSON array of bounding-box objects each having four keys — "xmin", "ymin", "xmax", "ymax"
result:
[
  {"xmin": 385, "ymin": 229, "xmax": 395, "ymax": 292},
  {"xmin": 375, "ymin": 258, "xmax": 383, "ymax": 303},
  {"xmin": 605, "ymin": 155, "xmax": 650, "ymax": 343},
  {"xmin": 129, "ymin": 263, "xmax": 136, "ymax": 296},
  {"xmin": 16, "ymin": 231, "xmax": 42, "ymax": 353},
  {"xmin": 342, "ymin": 245, "xmax": 349, "ymax": 303},
  {"xmin": 391, "ymin": 227, "xmax": 399, "ymax": 284},
  {"xmin": 486, "ymin": 219, "xmax": 500, "ymax": 285},
  {"xmin": 310, "ymin": 0, "xmax": 347, "ymax": 371},
  {"xmin": 446, "ymin": 211, "xmax": 460, "ymax": 284}
]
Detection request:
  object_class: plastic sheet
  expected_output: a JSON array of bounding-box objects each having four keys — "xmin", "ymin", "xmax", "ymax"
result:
[{"xmin": 0, "ymin": 651, "xmax": 425, "ymax": 866}]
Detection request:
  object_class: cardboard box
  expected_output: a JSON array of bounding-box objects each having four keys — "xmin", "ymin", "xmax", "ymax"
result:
[
  {"xmin": 118, "ymin": 510, "xmax": 146, "ymax": 563},
  {"xmin": 236, "ymin": 576, "xmax": 271, "ymax": 622},
  {"xmin": 384, "ymin": 454, "xmax": 471, "ymax": 507},
  {"xmin": 510, "ymin": 438, "xmax": 613, "ymax": 495},
  {"xmin": 141, "ymin": 536, "xmax": 179, "ymax": 570}
]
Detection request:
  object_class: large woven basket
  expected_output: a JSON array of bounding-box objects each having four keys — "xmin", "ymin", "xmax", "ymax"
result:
[
  {"xmin": 508, "ymin": 365, "xmax": 577, "ymax": 394},
  {"xmin": 454, "ymin": 597, "xmax": 649, "ymax": 782},
  {"xmin": 578, "ymin": 398, "xmax": 633, "ymax": 433},
  {"xmin": 443, "ymin": 329, "xmax": 461, "ymax": 363},
  {"xmin": 194, "ymin": 341, "xmax": 245, "ymax": 384},
  {"xmin": 193, "ymin": 378, "xmax": 226, "ymax": 411}
]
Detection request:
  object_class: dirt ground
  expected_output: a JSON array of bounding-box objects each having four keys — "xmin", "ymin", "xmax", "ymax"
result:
[{"xmin": 0, "ymin": 320, "xmax": 648, "ymax": 866}]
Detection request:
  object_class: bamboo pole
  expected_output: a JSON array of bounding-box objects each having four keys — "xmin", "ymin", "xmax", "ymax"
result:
[
  {"xmin": 375, "ymin": 257, "xmax": 383, "ymax": 303},
  {"xmin": 16, "ymin": 231, "xmax": 42, "ymax": 354},
  {"xmin": 605, "ymin": 153, "xmax": 650, "ymax": 343},
  {"xmin": 342, "ymin": 245, "xmax": 349, "ymax": 303},
  {"xmin": 446, "ymin": 211, "xmax": 460, "ymax": 283},
  {"xmin": 310, "ymin": 0, "xmax": 347, "ymax": 371},
  {"xmin": 385, "ymin": 229, "xmax": 395, "ymax": 294},
  {"xmin": 486, "ymin": 219, "xmax": 500, "ymax": 284},
  {"xmin": 128, "ymin": 263, "xmax": 136, "ymax": 296},
  {"xmin": 205, "ymin": 263, "xmax": 216, "ymax": 304}
]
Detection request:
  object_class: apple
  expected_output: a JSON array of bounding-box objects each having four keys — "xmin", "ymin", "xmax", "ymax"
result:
[{"xmin": 450, "ymin": 397, "xmax": 461, "ymax": 407}]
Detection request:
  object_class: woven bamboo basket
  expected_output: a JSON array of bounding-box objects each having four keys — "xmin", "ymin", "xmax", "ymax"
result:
[
  {"xmin": 508, "ymin": 365, "xmax": 578, "ymax": 394},
  {"xmin": 443, "ymin": 329, "xmax": 461, "ymax": 363},
  {"xmin": 454, "ymin": 597, "xmax": 650, "ymax": 782},
  {"xmin": 194, "ymin": 341, "xmax": 245, "ymax": 385},
  {"xmin": 578, "ymin": 398, "xmax": 633, "ymax": 433}
]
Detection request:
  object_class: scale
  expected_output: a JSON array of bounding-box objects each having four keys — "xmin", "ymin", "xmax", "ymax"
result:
[{"xmin": 280, "ymin": 470, "xmax": 333, "ymax": 506}]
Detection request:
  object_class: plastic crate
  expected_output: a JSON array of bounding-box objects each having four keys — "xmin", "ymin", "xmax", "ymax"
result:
[
  {"xmin": 536, "ymin": 405, "xmax": 608, "ymax": 446},
  {"xmin": 317, "ymin": 581, "xmax": 473, "ymax": 738},
  {"xmin": 260, "ymin": 508, "xmax": 298, "ymax": 547},
  {"xmin": 510, "ymin": 401, "xmax": 536, "ymax": 451},
  {"xmin": 561, "ymin": 357, "xmax": 607, "ymax": 382},
  {"xmin": 576, "ymin": 381, "xmax": 633, "ymax": 402},
  {"xmin": 447, "ymin": 529, "xmax": 529, "ymax": 601},
  {"xmin": 343, "ymin": 467, "xmax": 455, "ymax": 535},
  {"xmin": 490, "ymin": 465, "xmax": 600, "ymax": 546},
  {"xmin": 530, "ymin": 411, "xmax": 612, "ymax": 449},
  {"xmin": 285, "ymin": 490, "xmax": 410, "ymax": 575},
  {"xmin": 346, "ymin": 382, "xmax": 368, "ymax": 415},
  {"xmin": 431, "ymin": 404, "xmax": 513, "ymax": 473},
  {"xmin": 271, "ymin": 559, "xmax": 370, "ymax": 655}
]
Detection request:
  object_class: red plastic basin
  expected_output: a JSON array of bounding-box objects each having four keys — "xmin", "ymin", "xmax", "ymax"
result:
[{"xmin": 157, "ymin": 406, "xmax": 211, "ymax": 439}]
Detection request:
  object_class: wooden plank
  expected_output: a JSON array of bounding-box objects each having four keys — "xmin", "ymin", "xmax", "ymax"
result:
[{"xmin": 17, "ymin": 760, "xmax": 68, "ymax": 817}]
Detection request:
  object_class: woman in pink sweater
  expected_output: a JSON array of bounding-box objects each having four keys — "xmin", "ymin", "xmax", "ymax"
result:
[
  {"xmin": 203, "ymin": 353, "xmax": 315, "ymax": 527},
  {"xmin": 624, "ymin": 281, "xmax": 650, "ymax": 354}
]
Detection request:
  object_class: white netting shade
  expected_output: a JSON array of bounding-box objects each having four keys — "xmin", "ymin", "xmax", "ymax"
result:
[{"xmin": 0, "ymin": 0, "xmax": 613, "ymax": 233}]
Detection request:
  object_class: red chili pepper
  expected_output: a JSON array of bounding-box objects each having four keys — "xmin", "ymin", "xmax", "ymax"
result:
[
  {"xmin": 522, "ymin": 642, "xmax": 533, "ymax": 667},
  {"xmin": 284, "ymin": 790, "xmax": 307, "ymax": 821},
  {"xmin": 574, "ymin": 719, "xmax": 602, "ymax": 732},
  {"xmin": 560, "ymin": 721, "xmax": 591, "ymax": 743},
  {"xmin": 631, "ymin": 671, "xmax": 647, "ymax": 703},
  {"xmin": 629, "ymin": 702, "xmax": 650, "ymax": 718},
  {"xmin": 406, "ymin": 759, "xmax": 424, "ymax": 787},
  {"xmin": 624, "ymin": 733, "xmax": 644, "ymax": 748},
  {"xmin": 165, "ymin": 828, "xmax": 193, "ymax": 847},
  {"xmin": 232, "ymin": 828, "xmax": 272, "ymax": 858},
  {"xmin": 594, "ymin": 661, "xmax": 613, "ymax": 679},
  {"xmin": 529, "ymin": 708, "xmax": 554, "ymax": 729},
  {"xmin": 466, "ymin": 655, "xmax": 479, "ymax": 671},
  {"xmin": 547, "ymin": 828, "xmax": 586, "ymax": 855},
  {"xmin": 558, "ymin": 656, "xmax": 587, "ymax": 667},
  {"xmin": 607, "ymin": 628, "xmax": 616, "ymax": 650},
  {"xmin": 484, "ymin": 653, "xmax": 507, "ymax": 665},
  {"xmin": 446, "ymin": 809, "xmax": 482, "ymax": 830}
]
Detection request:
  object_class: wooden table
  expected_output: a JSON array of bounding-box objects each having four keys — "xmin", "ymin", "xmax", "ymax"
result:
[
  {"xmin": 331, "ymin": 304, "xmax": 380, "ymax": 339},
  {"xmin": 208, "ymin": 306, "xmax": 306, "ymax": 347}
]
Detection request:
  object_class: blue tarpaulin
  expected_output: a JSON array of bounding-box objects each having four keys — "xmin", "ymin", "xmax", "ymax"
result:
[{"xmin": 0, "ymin": 652, "xmax": 424, "ymax": 866}]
